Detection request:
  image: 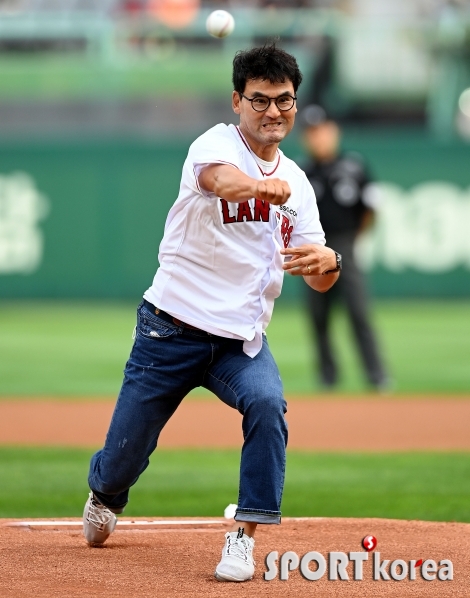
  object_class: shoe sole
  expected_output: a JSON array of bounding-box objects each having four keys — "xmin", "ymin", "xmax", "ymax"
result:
[
  {"xmin": 214, "ymin": 571, "xmax": 253, "ymax": 582},
  {"xmin": 84, "ymin": 526, "xmax": 116, "ymax": 546}
]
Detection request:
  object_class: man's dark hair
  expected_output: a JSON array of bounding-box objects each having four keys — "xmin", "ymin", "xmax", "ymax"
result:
[{"xmin": 232, "ymin": 43, "xmax": 303, "ymax": 94}]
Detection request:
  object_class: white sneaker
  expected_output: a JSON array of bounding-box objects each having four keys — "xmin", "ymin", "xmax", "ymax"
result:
[
  {"xmin": 215, "ymin": 528, "xmax": 255, "ymax": 582},
  {"xmin": 83, "ymin": 491, "xmax": 117, "ymax": 546}
]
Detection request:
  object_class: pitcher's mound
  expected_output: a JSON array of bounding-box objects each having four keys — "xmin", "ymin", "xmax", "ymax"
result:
[{"xmin": 1, "ymin": 517, "xmax": 468, "ymax": 597}]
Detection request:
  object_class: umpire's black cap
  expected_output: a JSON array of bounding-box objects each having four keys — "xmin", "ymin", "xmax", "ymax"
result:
[{"xmin": 299, "ymin": 104, "xmax": 328, "ymax": 128}]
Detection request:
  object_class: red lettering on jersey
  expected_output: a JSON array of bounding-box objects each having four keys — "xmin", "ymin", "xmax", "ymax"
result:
[
  {"xmin": 220, "ymin": 199, "xmax": 236, "ymax": 224},
  {"xmin": 237, "ymin": 201, "xmax": 253, "ymax": 222},
  {"xmin": 280, "ymin": 215, "xmax": 293, "ymax": 248},
  {"xmin": 253, "ymin": 199, "xmax": 270, "ymax": 222}
]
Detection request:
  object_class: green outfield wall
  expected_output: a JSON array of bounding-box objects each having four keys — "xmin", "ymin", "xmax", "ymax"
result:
[{"xmin": 0, "ymin": 129, "xmax": 469, "ymax": 300}]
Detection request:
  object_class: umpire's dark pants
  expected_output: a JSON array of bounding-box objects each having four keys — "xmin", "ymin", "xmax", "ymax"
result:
[{"xmin": 306, "ymin": 231, "xmax": 387, "ymax": 387}]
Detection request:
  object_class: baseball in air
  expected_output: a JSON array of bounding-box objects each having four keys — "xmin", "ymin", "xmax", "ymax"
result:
[{"xmin": 206, "ymin": 10, "xmax": 235, "ymax": 38}]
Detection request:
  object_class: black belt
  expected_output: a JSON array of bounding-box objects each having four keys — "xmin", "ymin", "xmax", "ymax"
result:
[{"xmin": 143, "ymin": 300, "xmax": 207, "ymax": 333}]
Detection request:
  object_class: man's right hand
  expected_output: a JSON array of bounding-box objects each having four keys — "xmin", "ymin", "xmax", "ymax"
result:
[{"xmin": 254, "ymin": 178, "xmax": 291, "ymax": 206}]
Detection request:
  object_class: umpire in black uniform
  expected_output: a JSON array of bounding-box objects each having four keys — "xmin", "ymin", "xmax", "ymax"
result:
[{"xmin": 300, "ymin": 105, "xmax": 388, "ymax": 390}]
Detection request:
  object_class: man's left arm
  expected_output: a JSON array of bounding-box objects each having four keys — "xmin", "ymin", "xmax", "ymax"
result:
[{"xmin": 281, "ymin": 244, "xmax": 339, "ymax": 293}]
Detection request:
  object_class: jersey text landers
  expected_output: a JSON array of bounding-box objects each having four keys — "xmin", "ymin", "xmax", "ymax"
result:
[{"xmin": 219, "ymin": 198, "xmax": 294, "ymax": 248}]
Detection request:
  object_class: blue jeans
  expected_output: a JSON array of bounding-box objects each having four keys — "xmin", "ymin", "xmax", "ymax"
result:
[{"xmin": 88, "ymin": 301, "xmax": 288, "ymax": 524}]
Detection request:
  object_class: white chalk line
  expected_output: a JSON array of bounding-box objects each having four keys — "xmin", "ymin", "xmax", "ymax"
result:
[{"xmin": 4, "ymin": 519, "xmax": 226, "ymax": 528}]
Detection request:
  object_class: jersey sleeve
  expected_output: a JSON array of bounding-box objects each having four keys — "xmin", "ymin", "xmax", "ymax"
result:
[
  {"xmin": 290, "ymin": 178, "xmax": 326, "ymax": 247},
  {"xmin": 187, "ymin": 125, "xmax": 241, "ymax": 199}
]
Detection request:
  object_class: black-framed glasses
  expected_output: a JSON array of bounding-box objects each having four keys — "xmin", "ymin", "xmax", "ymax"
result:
[{"xmin": 239, "ymin": 93, "xmax": 297, "ymax": 112}]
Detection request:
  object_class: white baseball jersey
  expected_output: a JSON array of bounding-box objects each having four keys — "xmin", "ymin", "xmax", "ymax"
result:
[{"xmin": 144, "ymin": 123, "xmax": 325, "ymax": 357}]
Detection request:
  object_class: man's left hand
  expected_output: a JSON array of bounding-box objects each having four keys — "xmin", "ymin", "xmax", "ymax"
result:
[
  {"xmin": 281, "ymin": 244, "xmax": 339, "ymax": 293},
  {"xmin": 281, "ymin": 244, "xmax": 336, "ymax": 276}
]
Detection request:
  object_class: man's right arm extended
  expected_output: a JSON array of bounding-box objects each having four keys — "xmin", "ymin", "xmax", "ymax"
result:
[{"xmin": 198, "ymin": 164, "xmax": 290, "ymax": 206}]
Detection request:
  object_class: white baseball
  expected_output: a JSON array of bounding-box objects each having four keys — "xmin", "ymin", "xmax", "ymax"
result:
[
  {"xmin": 206, "ymin": 10, "xmax": 235, "ymax": 38},
  {"xmin": 224, "ymin": 503, "xmax": 238, "ymax": 519}
]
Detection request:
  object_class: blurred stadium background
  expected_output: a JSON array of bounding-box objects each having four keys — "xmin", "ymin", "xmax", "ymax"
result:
[
  {"xmin": 1, "ymin": 0, "xmax": 470, "ymax": 393},
  {"xmin": 0, "ymin": 0, "xmax": 469, "ymax": 520}
]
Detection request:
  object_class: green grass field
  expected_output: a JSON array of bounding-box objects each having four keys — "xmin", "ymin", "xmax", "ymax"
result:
[
  {"xmin": 1, "ymin": 448, "xmax": 469, "ymax": 522},
  {"xmin": 1, "ymin": 300, "xmax": 468, "ymax": 522},
  {"xmin": 0, "ymin": 299, "xmax": 469, "ymax": 397}
]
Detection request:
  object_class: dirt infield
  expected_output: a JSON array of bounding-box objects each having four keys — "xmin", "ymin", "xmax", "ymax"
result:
[
  {"xmin": 1, "ymin": 397, "xmax": 469, "ymax": 597},
  {"xmin": 0, "ymin": 395, "xmax": 470, "ymax": 449},
  {"xmin": 1, "ymin": 517, "xmax": 468, "ymax": 597}
]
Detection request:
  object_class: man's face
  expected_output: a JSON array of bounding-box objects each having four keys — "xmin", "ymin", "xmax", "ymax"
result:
[{"xmin": 232, "ymin": 78, "xmax": 297, "ymax": 151}]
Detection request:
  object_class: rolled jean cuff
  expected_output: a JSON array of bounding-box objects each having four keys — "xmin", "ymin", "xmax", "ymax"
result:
[
  {"xmin": 91, "ymin": 489, "xmax": 127, "ymax": 514},
  {"xmin": 235, "ymin": 508, "xmax": 281, "ymax": 525}
]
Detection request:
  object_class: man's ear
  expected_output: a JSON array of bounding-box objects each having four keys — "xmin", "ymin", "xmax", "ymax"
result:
[{"xmin": 232, "ymin": 90, "xmax": 241, "ymax": 114}]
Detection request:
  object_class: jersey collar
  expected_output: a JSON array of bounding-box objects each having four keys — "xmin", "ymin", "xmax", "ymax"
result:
[{"xmin": 236, "ymin": 126, "xmax": 281, "ymax": 177}]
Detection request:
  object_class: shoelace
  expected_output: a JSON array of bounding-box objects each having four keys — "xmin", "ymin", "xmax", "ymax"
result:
[
  {"xmin": 225, "ymin": 536, "xmax": 254, "ymax": 563},
  {"xmin": 87, "ymin": 498, "xmax": 114, "ymax": 531}
]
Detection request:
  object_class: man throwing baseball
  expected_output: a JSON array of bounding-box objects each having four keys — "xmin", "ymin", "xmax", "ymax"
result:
[{"xmin": 83, "ymin": 43, "xmax": 341, "ymax": 582}]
